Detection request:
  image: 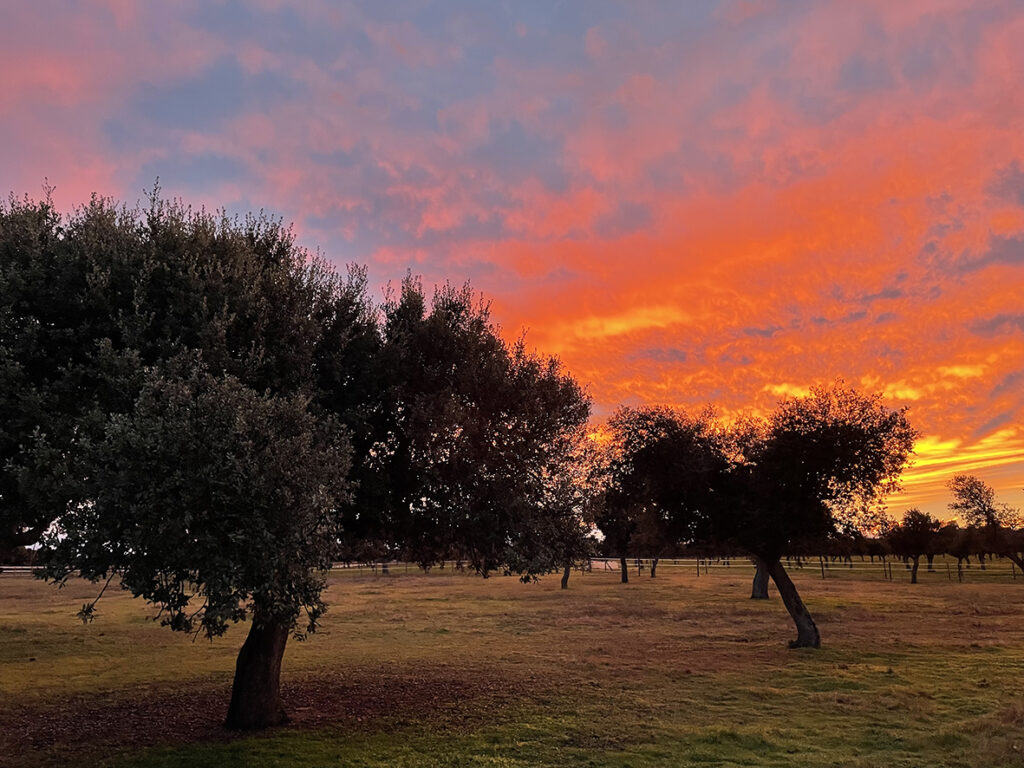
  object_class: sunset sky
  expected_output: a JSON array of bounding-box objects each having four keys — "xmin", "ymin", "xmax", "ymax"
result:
[{"xmin": 3, "ymin": 1, "xmax": 1022, "ymax": 519}]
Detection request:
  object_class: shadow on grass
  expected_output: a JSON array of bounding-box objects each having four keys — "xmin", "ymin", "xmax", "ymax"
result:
[{"xmin": 1, "ymin": 662, "xmax": 536, "ymax": 768}]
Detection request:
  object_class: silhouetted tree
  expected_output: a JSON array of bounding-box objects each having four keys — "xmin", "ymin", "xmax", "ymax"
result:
[
  {"xmin": 948, "ymin": 475, "xmax": 1024, "ymax": 573},
  {"xmin": 590, "ymin": 406, "xmax": 722, "ymax": 584},
  {"xmin": 365, "ymin": 278, "xmax": 591, "ymax": 577},
  {"xmin": 710, "ymin": 382, "xmax": 917, "ymax": 647},
  {"xmin": 545, "ymin": 435, "xmax": 599, "ymax": 589},
  {"xmin": 887, "ymin": 508, "xmax": 941, "ymax": 583}
]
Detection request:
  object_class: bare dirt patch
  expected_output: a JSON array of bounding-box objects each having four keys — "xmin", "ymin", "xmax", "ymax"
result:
[{"xmin": 0, "ymin": 663, "xmax": 537, "ymax": 768}]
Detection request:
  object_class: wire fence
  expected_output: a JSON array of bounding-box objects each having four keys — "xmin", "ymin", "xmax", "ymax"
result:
[
  {"xmin": 321, "ymin": 555, "xmax": 1024, "ymax": 584},
  {"xmin": 586, "ymin": 556, "xmax": 1024, "ymax": 584},
  {"xmin": 4, "ymin": 555, "xmax": 1020, "ymax": 584}
]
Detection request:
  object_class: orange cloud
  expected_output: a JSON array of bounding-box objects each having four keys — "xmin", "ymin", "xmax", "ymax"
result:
[{"xmin": 1, "ymin": 0, "xmax": 1021, "ymax": 520}]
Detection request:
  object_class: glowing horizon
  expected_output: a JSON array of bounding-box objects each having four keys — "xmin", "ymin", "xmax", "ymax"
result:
[{"xmin": 2, "ymin": 1, "xmax": 1021, "ymax": 520}]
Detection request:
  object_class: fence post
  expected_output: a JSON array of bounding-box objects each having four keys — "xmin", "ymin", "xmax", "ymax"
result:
[
  {"xmin": 946, "ymin": 562, "xmax": 951, "ymax": 581},
  {"xmin": 696, "ymin": 558, "xmax": 700, "ymax": 578}
]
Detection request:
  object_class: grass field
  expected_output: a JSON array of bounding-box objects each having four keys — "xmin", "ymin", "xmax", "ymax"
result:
[{"xmin": 3, "ymin": 560, "xmax": 1024, "ymax": 767}]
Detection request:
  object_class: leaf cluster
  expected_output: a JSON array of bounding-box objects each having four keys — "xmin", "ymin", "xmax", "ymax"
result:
[{"xmin": 4, "ymin": 191, "xmax": 593, "ymax": 639}]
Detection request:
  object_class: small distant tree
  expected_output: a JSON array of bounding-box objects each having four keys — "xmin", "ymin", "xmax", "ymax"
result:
[
  {"xmin": 544, "ymin": 434, "xmax": 599, "ymax": 589},
  {"xmin": 948, "ymin": 475, "xmax": 1020, "ymax": 528},
  {"xmin": 886, "ymin": 509, "xmax": 941, "ymax": 583},
  {"xmin": 939, "ymin": 522, "xmax": 975, "ymax": 569},
  {"xmin": 947, "ymin": 475, "xmax": 1024, "ymax": 572},
  {"xmin": 591, "ymin": 406, "xmax": 722, "ymax": 584}
]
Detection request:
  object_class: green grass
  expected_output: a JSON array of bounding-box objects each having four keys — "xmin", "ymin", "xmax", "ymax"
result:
[{"xmin": 3, "ymin": 564, "xmax": 1024, "ymax": 767}]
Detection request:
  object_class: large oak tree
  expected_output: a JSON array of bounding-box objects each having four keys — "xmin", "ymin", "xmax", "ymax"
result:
[{"xmin": 7, "ymin": 193, "xmax": 589, "ymax": 729}]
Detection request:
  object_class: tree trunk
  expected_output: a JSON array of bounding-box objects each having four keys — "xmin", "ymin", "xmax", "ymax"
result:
[
  {"xmin": 750, "ymin": 557, "xmax": 769, "ymax": 599},
  {"xmin": 765, "ymin": 558, "xmax": 820, "ymax": 648},
  {"xmin": 1004, "ymin": 552, "xmax": 1024, "ymax": 578},
  {"xmin": 620, "ymin": 555, "xmax": 629, "ymax": 584},
  {"xmin": 910, "ymin": 555, "xmax": 920, "ymax": 584},
  {"xmin": 225, "ymin": 615, "xmax": 290, "ymax": 730},
  {"xmin": 561, "ymin": 563, "xmax": 571, "ymax": 589},
  {"xmin": 926, "ymin": 553, "xmax": 935, "ymax": 572},
  {"xmin": 650, "ymin": 558, "xmax": 658, "ymax": 578}
]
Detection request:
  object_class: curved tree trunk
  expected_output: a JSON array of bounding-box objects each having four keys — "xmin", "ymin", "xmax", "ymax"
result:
[
  {"xmin": 619, "ymin": 554, "xmax": 629, "ymax": 584},
  {"xmin": 910, "ymin": 555, "xmax": 920, "ymax": 584},
  {"xmin": 650, "ymin": 558, "xmax": 658, "ymax": 578},
  {"xmin": 750, "ymin": 557, "xmax": 769, "ymax": 599},
  {"xmin": 765, "ymin": 558, "xmax": 820, "ymax": 648},
  {"xmin": 999, "ymin": 551, "xmax": 1024, "ymax": 582},
  {"xmin": 225, "ymin": 615, "xmax": 290, "ymax": 730},
  {"xmin": 561, "ymin": 563, "xmax": 571, "ymax": 589}
]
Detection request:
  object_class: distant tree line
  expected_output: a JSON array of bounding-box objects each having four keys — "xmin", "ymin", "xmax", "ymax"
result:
[{"xmin": 596, "ymin": 473, "xmax": 1023, "ymax": 588}]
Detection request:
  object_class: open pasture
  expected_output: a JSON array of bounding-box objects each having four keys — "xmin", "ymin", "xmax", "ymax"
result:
[{"xmin": 3, "ymin": 564, "xmax": 1024, "ymax": 767}]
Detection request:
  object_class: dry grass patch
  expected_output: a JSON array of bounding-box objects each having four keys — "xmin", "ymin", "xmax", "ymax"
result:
[{"xmin": 3, "ymin": 566, "xmax": 1024, "ymax": 767}]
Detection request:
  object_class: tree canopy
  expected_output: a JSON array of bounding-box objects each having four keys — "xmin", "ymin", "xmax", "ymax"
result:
[
  {"xmin": 714, "ymin": 384, "xmax": 916, "ymax": 556},
  {"xmin": 711, "ymin": 383, "xmax": 917, "ymax": 646},
  {"xmin": 587, "ymin": 405, "xmax": 723, "ymax": 581},
  {"xmin": 948, "ymin": 474, "xmax": 1020, "ymax": 528},
  {"xmin": 4, "ymin": 192, "xmax": 590, "ymax": 729},
  {"xmin": 586, "ymin": 383, "xmax": 918, "ymax": 648},
  {"xmin": 366, "ymin": 278, "xmax": 591, "ymax": 574},
  {"xmin": 887, "ymin": 508, "xmax": 942, "ymax": 583}
]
